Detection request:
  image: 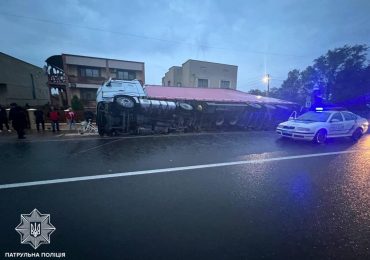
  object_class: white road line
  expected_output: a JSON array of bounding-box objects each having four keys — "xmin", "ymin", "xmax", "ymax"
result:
[
  {"xmin": 0, "ymin": 131, "xmax": 251, "ymax": 143},
  {"xmin": 75, "ymin": 139, "xmax": 124, "ymax": 154},
  {"xmin": 0, "ymin": 149, "xmax": 368, "ymax": 190}
]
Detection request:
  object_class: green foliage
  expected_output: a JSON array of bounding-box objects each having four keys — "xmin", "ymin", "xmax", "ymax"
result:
[
  {"xmin": 71, "ymin": 95, "xmax": 84, "ymax": 111},
  {"xmin": 248, "ymin": 89, "xmax": 266, "ymax": 96},
  {"xmin": 273, "ymin": 44, "xmax": 370, "ymax": 107}
]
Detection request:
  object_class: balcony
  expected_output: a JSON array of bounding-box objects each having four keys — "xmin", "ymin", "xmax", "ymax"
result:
[{"xmin": 68, "ymin": 75, "xmax": 106, "ymax": 85}]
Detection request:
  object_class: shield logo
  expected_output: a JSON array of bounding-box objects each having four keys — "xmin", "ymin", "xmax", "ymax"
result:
[
  {"xmin": 16, "ymin": 209, "xmax": 56, "ymax": 249},
  {"xmin": 30, "ymin": 222, "xmax": 41, "ymax": 238}
]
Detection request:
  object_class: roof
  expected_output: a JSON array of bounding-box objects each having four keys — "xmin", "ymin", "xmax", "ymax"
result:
[
  {"xmin": 145, "ymin": 85, "xmax": 295, "ymax": 105},
  {"xmin": 183, "ymin": 59, "xmax": 238, "ymax": 68},
  {"xmin": 0, "ymin": 52, "xmax": 43, "ymax": 70},
  {"xmin": 62, "ymin": 53, "xmax": 144, "ymax": 64}
]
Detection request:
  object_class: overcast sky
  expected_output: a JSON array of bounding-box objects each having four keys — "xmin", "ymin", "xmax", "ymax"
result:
[{"xmin": 1, "ymin": 0, "xmax": 369, "ymax": 92}]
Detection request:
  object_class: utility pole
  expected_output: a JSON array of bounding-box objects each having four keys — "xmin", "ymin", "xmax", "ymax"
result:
[{"xmin": 263, "ymin": 74, "xmax": 270, "ymax": 96}]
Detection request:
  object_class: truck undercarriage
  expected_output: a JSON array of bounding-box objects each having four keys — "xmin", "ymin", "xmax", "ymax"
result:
[{"xmin": 96, "ymin": 80, "xmax": 297, "ymax": 136}]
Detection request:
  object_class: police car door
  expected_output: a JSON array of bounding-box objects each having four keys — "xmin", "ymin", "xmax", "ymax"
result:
[
  {"xmin": 328, "ymin": 112, "xmax": 345, "ymax": 136},
  {"xmin": 341, "ymin": 112, "xmax": 357, "ymax": 135}
]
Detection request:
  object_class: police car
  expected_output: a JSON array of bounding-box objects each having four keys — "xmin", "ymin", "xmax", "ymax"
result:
[{"xmin": 276, "ymin": 108, "xmax": 369, "ymax": 144}]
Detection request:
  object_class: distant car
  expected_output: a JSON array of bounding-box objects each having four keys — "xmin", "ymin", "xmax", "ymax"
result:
[{"xmin": 276, "ymin": 109, "xmax": 369, "ymax": 144}]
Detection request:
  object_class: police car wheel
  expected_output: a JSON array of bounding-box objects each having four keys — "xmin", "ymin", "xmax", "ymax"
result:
[
  {"xmin": 351, "ymin": 128, "xmax": 363, "ymax": 141},
  {"xmin": 314, "ymin": 129, "xmax": 327, "ymax": 144}
]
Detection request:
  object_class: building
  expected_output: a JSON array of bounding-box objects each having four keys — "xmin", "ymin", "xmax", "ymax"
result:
[
  {"xmin": 162, "ymin": 59, "xmax": 238, "ymax": 89},
  {"xmin": 0, "ymin": 52, "xmax": 49, "ymax": 106},
  {"xmin": 45, "ymin": 54, "xmax": 145, "ymax": 109}
]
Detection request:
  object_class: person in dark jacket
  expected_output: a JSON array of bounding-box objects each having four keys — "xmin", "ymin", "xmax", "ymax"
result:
[
  {"xmin": 34, "ymin": 108, "xmax": 45, "ymax": 131},
  {"xmin": 9, "ymin": 103, "xmax": 27, "ymax": 139},
  {"xmin": 0, "ymin": 105, "xmax": 11, "ymax": 133}
]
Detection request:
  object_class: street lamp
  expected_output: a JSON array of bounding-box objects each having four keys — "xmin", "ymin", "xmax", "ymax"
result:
[{"xmin": 263, "ymin": 74, "xmax": 270, "ymax": 96}]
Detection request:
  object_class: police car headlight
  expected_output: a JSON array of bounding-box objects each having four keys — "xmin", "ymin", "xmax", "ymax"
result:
[{"xmin": 296, "ymin": 127, "xmax": 311, "ymax": 132}]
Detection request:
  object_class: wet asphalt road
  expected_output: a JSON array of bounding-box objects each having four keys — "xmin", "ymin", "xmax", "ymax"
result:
[{"xmin": 0, "ymin": 131, "xmax": 370, "ymax": 259}]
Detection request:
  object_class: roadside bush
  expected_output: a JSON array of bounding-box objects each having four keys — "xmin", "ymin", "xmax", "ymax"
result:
[{"xmin": 71, "ymin": 95, "xmax": 84, "ymax": 111}]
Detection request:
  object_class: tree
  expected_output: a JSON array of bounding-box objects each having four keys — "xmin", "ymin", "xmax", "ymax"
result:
[
  {"xmin": 275, "ymin": 44, "xmax": 369, "ymax": 108},
  {"xmin": 312, "ymin": 44, "xmax": 368, "ymax": 102},
  {"xmin": 275, "ymin": 69, "xmax": 303, "ymax": 103},
  {"xmin": 248, "ymin": 89, "xmax": 266, "ymax": 96},
  {"xmin": 71, "ymin": 95, "xmax": 84, "ymax": 111}
]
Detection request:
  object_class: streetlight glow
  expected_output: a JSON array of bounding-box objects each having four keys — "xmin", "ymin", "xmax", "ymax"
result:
[
  {"xmin": 263, "ymin": 74, "xmax": 271, "ymax": 96},
  {"xmin": 262, "ymin": 74, "xmax": 270, "ymax": 83}
]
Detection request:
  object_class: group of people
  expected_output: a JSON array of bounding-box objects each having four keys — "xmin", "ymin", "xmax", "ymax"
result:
[
  {"xmin": 34, "ymin": 107, "xmax": 78, "ymax": 132},
  {"xmin": 0, "ymin": 104, "xmax": 78, "ymax": 139},
  {"xmin": 0, "ymin": 103, "xmax": 28, "ymax": 139}
]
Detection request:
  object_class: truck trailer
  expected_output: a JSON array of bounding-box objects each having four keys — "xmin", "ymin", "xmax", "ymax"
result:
[{"xmin": 96, "ymin": 79, "xmax": 298, "ymax": 136}]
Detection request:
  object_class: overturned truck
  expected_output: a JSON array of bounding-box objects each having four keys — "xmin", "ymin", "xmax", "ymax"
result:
[{"xmin": 96, "ymin": 79, "xmax": 298, "ymax": 136}]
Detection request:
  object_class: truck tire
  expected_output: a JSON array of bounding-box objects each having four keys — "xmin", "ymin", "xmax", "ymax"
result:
[
  {"xmin": 97, "ymin": 103, "xmax": 106, "ymax": 137},
  {"xmin": 116, "ymin": 96, "xmax": 135, "ymax": 108},
  {"xmin": 229, "ymin": 116, "xmax": 239, "ymax": 126},
  {"xmin": 215, "ymin": 116, "xmax": 224, "ymax": 126}
]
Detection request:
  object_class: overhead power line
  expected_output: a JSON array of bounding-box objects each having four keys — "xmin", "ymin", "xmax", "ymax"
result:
[{"xmin": 0, "ymin": 12, "xmax": 309, "ymax": 59}]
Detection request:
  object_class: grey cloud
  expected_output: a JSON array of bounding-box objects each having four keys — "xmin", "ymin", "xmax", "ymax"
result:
[{"xmin": 0, "ymin": 0, "xmax": 369, "ymax": 88}]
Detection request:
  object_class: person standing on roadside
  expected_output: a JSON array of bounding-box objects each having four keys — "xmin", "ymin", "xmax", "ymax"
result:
[
  {"xmin": 0, "ymin": 104, "xmax": 11, "ymax": 133},
  {"xmin": 34, "ymin": 108, "xmax": 45, "ymax": 131},
  {"xmin": 9, "ymin": 103, "xmax": 27, "ymax": 139},
  {"xmin": 65, "ymin": 108, "xmax": 76, "ymax": 130},
  {"xmin": 49, "ymin": 107, "xmax": 60, "ymax": 132}
]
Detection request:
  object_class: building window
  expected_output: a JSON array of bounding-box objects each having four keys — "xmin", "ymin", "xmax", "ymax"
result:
[
  {"xmin": 80, "ymin": 89, "xmax": 97, "ymax": 101},
  {"xmin": 117, "ymin": 70, "xmax": 136, "ymax": 80},
  {"xmin": 197, "ymin": 79, "xmax": 208, "ymax": 88},
  {"xmin": 79, "ymin": 67, "xmax": 100, "ymax": 78},
  {"xmin": 220, "ymin": 80, "xmax": 230, "ymax": 89}
]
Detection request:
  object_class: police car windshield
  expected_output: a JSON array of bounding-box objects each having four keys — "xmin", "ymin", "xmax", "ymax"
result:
[{"xmin": 296, "ymin": 111, "xmax": 331, "ymax": 122}]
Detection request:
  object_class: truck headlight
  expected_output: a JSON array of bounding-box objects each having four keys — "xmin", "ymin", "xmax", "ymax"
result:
[{"xmin": 296, "ymin": 127, "xmax": 311, "ymax": 132}]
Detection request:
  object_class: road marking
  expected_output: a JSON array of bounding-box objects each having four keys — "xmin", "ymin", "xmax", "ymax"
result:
[
  {"xmin": 65, "ymin": 133, "xmax": 98, "ymax": 136},
  {"xmin": 0, "ymin": 131, "xmax": 254, "ymax": 143},
  {"xmin": 75, "ymin": 139, "xmax": 124, "ymax": 154},
  {"xmin": 0, "ymin": 149, "xmax": 369, "ymax": 190}
]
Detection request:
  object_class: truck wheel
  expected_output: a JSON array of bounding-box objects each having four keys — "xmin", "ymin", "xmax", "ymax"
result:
[
  {"xmin": 97, "ymin": 103, "xmax": 105, "ymax": 137},
  {"xmin": 229, "ymin": 116, "xmax": 239, "ymax": 126},
  {"xmin": 116, "ymin": 96, "xmax": 135, "ymax": 108},
  {"xmin": 179, "ymin": 103, "xmax": 193, "ymax": 111},
  {"xmin": 215, "ymin": 116, "xmax": 224, "ymax": 126},
  {"xmin": 98, "ymin": 122, "xmax": 105, "ymax": 136}
]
